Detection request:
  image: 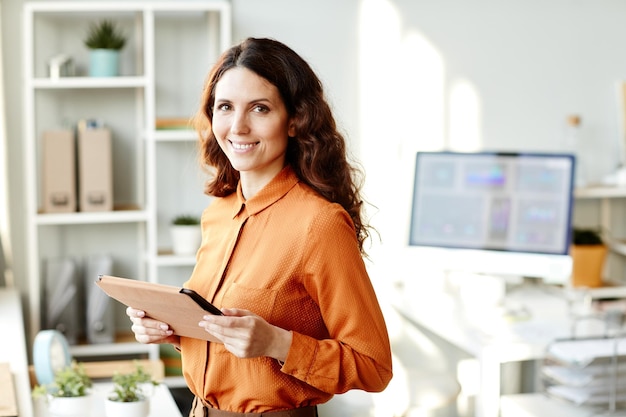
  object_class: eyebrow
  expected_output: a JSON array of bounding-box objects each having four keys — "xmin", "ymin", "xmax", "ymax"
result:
[{"xmin": 214, "ymin": 97, "xmax": 273, "ymax": 105}]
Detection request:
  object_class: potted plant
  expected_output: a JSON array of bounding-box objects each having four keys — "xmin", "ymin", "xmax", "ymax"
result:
[
  {"xmin": 84, "ymin": 19, "xmax": 126, "ymax": 77},
  {"xmin": 32, "ymin": 361, "xmax": 93, "ymax": 417},
  {"xmin": 570, "ymin": 227, "xmax": 607, "ymax": 288},
  {"xmin": 104, "ymin": 363, "xmax": 159, "ymax": 417},
  {"xmin": 170, "ymin": 214, "xmax": 201, "ymax": 256}
]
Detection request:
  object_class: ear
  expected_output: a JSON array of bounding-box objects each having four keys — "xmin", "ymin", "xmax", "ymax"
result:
[{"xmin": 287, "ymin": 118, "xmax": 297, "ymax": 138}]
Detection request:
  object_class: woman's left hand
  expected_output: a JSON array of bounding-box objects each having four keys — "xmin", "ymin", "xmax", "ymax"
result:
[{"xmin": 199, "ymin": 308, "xmax": 292, "ymax": 362}]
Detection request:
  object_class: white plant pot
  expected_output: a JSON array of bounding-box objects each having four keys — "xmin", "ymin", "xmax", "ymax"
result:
[
  {"xmin": 48, "ymin": 395, "xmax": 92, "ymax": 417},
  {"xmin": 105, "ymin": 398, "xmax": 150, "ymax": 417},
  {"xmin": 170, "ymin": 225, "xmax": 201, "ymax": 256}
]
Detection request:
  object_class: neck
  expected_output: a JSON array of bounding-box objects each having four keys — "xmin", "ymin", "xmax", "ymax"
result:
[
  {"xmin": 239, "ymin": 172, "xmax": 272, "ymax": 200},
  {"xmin": 238, "ymin": 165, "xmax": 287, "ymax": 200}
]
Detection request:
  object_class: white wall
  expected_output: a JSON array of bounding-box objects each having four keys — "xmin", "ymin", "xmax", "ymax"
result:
[
  {"xmin": 230, "ymin": 0, "xmax": 626, "ymax": 268},
  {"xmin": 4, "ymin": 0, "xmax": 626, "ymax": 293}
]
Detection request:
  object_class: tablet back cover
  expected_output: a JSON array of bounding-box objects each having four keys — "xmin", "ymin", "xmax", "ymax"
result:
[{"xmin": 96, "ymin": 275, "xmax": 221, "ymax": 343}]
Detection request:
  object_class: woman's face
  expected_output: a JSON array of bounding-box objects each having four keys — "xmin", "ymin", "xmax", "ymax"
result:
[{"xmin": 212, "ymin": 67, "xmax": 295, "ymax": 183}]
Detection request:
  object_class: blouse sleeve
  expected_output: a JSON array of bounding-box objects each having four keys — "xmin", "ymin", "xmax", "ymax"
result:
[{"xmin": 279, "ymin": 204, "xmax": 393, "ymax": 394}]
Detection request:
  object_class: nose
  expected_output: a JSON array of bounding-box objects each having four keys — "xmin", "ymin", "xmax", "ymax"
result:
[{"xmin": 230, "ymin": 110, "xmax": 250, "ymax": 135}]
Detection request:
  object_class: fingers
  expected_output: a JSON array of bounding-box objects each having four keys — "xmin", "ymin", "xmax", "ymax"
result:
[
  {"xmin": 221, "ymin": 308, "xmax": 254, "ymax": 317},
  {"xmin": 131, "ymin": 323, "xmax": 174, "ymax": 344},
  {"xmin": 198, "ymin": 313, "xmax": 250, "ymax": 345},
  {"xmin": 126, "ymin": 306, "xmax": 145, "ymax": 318},
  {"xmin": 196, "ymin": 309, "xmax": 249, "ymax": 337},
  {"xmin": 198, "ymin": 315, "xmax": 231, "ymax": 339},
  {"xmin": 125, "ymin": 306, "xmax": 173, "ymax": 344},
  {"xmin": 198, "ymin": 312, "xmax": 273, "ymax": 358},
  {"xmin": 133, "ymin": 329, "xmax": 177, "ymax": 345}
]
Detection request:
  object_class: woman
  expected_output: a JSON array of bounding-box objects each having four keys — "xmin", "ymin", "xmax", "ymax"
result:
[{"xmin": 127, "ymin": 37, "xmax": 392, "ymax": 416}]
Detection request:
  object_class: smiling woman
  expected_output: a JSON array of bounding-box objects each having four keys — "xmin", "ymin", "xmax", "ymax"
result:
[{"xmin": 126, "ymin": 37, "xmax": 393, "ymax": 416}]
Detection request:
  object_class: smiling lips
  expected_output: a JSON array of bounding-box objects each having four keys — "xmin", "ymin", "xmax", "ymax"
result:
[{"xmin": 230, "ymin": 141, "xmax": 259, "ymax": 151}]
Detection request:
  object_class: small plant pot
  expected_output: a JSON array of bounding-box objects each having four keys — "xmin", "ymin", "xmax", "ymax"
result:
[
  {"xmin": 570, "ymin": 244, "xmax": 608, "ymax": 288},
  {"xmin": 170, "ymin": 225, "xmax": 202, "ymax": 256},
  {"xmin": 89, "ymin": 49, "xmax": 120, "ymax": 77},
  {"xmin": 105, "ymin": 398, "xmax": 150, "ymax": 417},
  {"xmin": 48, "ymin": 395, "xmax": 92, "ymax": 417}
]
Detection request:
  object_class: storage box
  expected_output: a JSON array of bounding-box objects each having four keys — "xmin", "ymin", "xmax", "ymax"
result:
[
  {"xmin": 78, "ymin": 127, "xmax": 113, "ymax": 212},
  {"xmin": 42, "ymin": 129, "xmax": 76, "ymax": 213}
]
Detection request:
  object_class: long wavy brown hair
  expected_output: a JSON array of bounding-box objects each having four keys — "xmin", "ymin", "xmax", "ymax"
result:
[{"xmin": 192, "ymin": 37, "xmax": 371, "ymax": 254}]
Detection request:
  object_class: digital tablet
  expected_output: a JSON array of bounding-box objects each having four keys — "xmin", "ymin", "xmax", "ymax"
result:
[{"xmin": 96, "ymin": 275, "xmax": 223, "ymax": 343}]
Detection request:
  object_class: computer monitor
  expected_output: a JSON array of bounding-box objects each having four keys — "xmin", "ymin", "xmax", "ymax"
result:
[{"xmin": 408, "ymin": 151, "xmax": 575, "ymax": 284}]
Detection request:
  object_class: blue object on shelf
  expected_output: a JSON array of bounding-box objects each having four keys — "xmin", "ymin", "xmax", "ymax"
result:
[{"xmin": 89, "ymin": 49, "xmax": 119, "ymax": 77}]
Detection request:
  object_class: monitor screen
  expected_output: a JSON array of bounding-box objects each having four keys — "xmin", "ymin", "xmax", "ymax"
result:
[{"xmin": 408, "ymin": 151, "xmax": 575, "ymax": 283}]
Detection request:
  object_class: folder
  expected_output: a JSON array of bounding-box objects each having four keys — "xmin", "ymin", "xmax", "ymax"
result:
[
  {"xmin": 43, "ymin": 257, "xmax": 80, "ymax": 344},
  {"xmin": 85, "ymin": 254, "xmax": 114, "ymax": 344},
  {"xmin": 96, "ymin": 275, "xmax": 223, "ymax": 343},
  {"xmin": 42, "ymin": 130, "xmax": 76, "ymax": 213},
  {"xmin": 77, "ymin": 127, "xmax": 113, "ymax": 212}
]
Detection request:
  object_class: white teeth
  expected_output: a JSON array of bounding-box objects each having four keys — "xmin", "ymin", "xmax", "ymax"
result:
[{"xmin": 231, "ymin": 142, "xmax": 256, "ymax": 150}]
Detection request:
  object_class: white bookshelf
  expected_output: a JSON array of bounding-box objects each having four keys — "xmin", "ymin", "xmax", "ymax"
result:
[{"xmin": 23, "ymin": 1, "xmax": 231, "ymax": 369}]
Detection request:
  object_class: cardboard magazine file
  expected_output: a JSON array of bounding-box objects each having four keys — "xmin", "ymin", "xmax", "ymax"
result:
[
  {"xmin": 42, "ymin": 129, "xmax": 76, "ymax": 213},
  {"xmin": 96, "ymin": 275, "xmax": 223, "ymax": 343},
  {"xmin": 78, "ymin": 128, "xmax": 113, "ymax": 212}
]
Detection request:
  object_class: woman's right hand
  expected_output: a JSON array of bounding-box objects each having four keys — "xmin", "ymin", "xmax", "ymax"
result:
[{"xmin": 126, "ymin": 307, "xmax": 180, "ymax": 347}]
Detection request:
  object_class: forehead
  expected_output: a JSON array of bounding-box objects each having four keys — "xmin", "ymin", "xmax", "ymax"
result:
[{"xmin": 215, "ymin": 67, "xmax": 279, "ymax": 99}]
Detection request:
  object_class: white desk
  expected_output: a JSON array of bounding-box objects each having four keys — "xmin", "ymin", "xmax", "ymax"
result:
[
  {"xmin": 0, "ymin": 288, "xmax": 34, "ymax": 417},
  {"xmin": 500, "ymin": 393, "xmax": 602, "ymax": 417},
  {"xmin": 391, "ymin": 274, "xmax": 576, "ymax": 417},
  {"xmin": 33, "ymin": 383, "xmax": 182, "ymax": 417}
]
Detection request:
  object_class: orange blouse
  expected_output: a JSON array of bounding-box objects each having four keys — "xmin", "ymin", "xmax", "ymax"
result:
[{"xmin": 181, "ymin": 166, "xmax": 392, "ymax": 413}]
